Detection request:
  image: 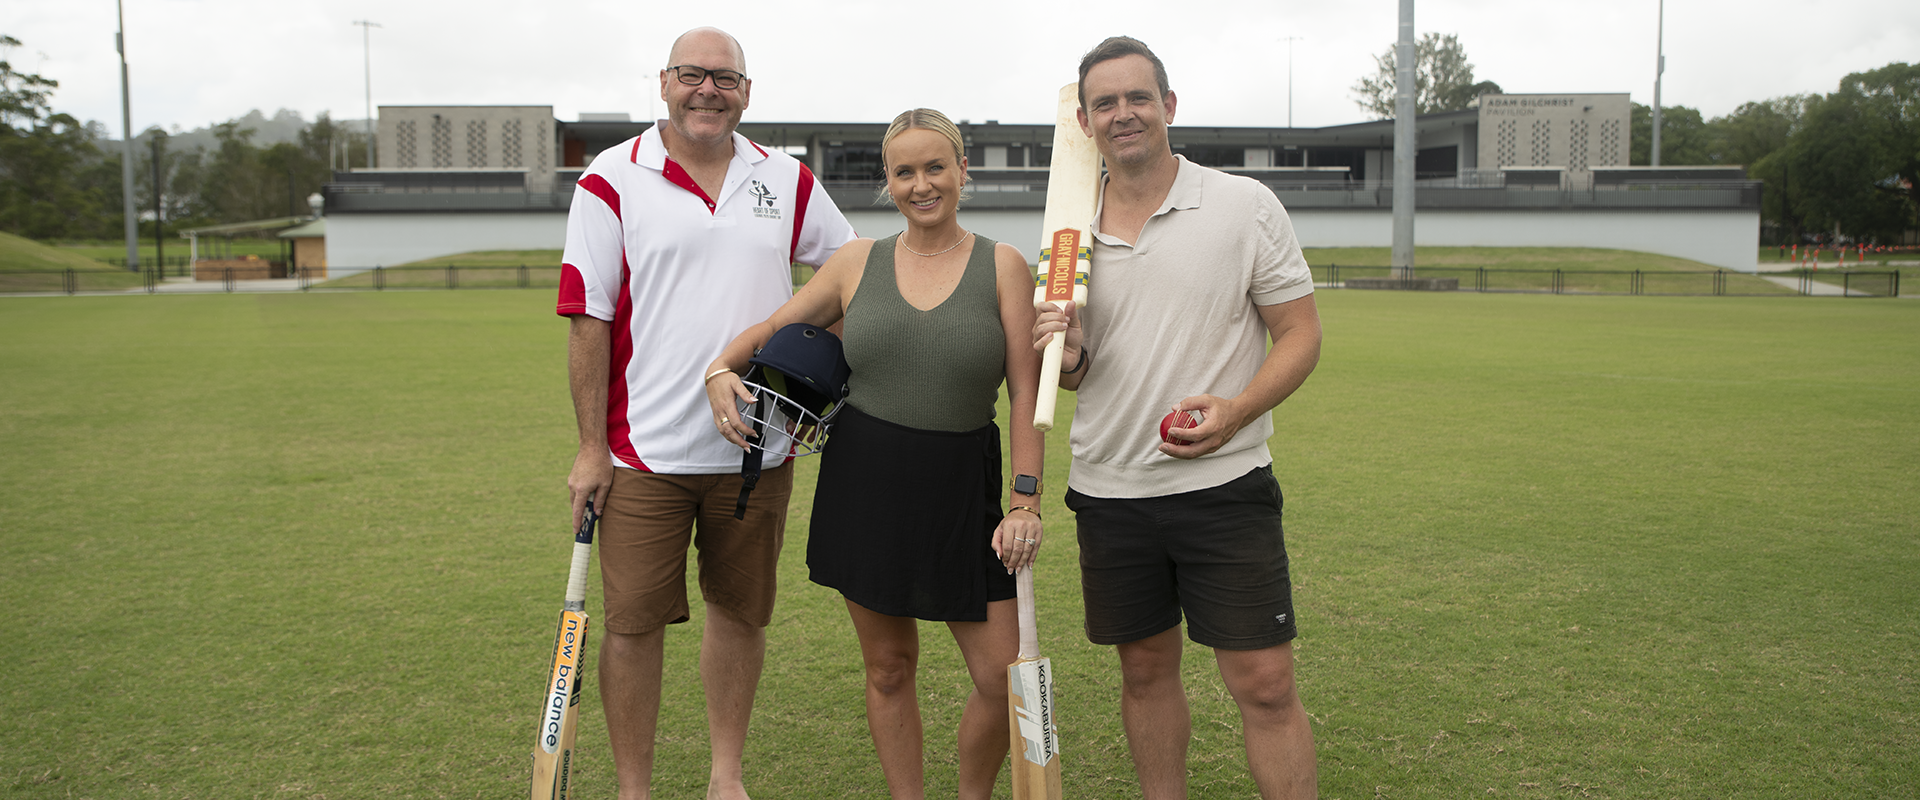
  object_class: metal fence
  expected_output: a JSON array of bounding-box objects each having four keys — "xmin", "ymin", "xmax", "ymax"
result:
[
  {"xmin": 1316, "ymin": 264, "xmax": 1901, "ymax": 297},
  {"xmin": 4, "ymin": 263, "xmax": 1901, "ymax": 298},
  {"xmin": 104, "ymin": 255, "xmax": 196, "ymax": 272}
]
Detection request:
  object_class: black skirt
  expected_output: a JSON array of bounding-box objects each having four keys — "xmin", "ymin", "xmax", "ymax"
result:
[{"xmin": 808, "ymin": 404, "xmax": 1015, "ymax": 621}]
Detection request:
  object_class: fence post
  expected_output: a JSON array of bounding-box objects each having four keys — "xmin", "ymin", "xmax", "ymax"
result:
[
  {"xmin": 446, "ymin": 264, "xmax": 457, "ymax": 290},
  {"xmin": 65, "ymin": 268, "xmax": 76, "ymax": 295},
  {"xmin": 1553, "ymin": 269, "xmax": 1563, "ymax": 294},
  {"xmin": 225, "ymin": 268, "xmax": 235, "ymax": 293},
  {"xmin": 375, "ymin": 266, "xmax": 385, "ymax": 291},
  {"xmin": 519, "ymin": 264, "xmax": 529, "ymax": 288}
]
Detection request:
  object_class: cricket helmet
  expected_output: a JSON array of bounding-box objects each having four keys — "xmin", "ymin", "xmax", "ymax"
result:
[{"xmin": 734, "ymin": 322, "xmax": 851, "ymax": 458}]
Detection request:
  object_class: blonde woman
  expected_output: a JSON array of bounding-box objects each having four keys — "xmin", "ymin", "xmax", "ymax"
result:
[{"xmin": 705, "ymin": 108, "xmax": 1045, "ymax": 799}]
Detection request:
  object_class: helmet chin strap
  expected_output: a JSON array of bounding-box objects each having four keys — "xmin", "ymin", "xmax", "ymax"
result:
[{"xmin": 735, "ymin": 394, "xmax": 768, "ymax": 520}]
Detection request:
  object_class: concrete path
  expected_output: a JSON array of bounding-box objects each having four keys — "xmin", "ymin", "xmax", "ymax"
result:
[
  {"xmin": 139, "ymin": 278, "xmax": 309, "ymax": 294},
  {"xmin": 1757, "ymin": 274, "xmax": 1909, "ymax": 297}
]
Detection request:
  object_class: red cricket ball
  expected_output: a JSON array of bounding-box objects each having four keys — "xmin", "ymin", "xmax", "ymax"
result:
[{"xmin": 1159, "ymin": 408, "xmax": 1205, "ymax": 443}]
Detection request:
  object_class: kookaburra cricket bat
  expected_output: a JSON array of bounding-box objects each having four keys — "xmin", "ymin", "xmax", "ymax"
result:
[
  {"xmin": 1032, "ymin": 81, "xmax": 1103, "ymax": 431},
  {"xmin": 1007, "ymin": 566, "xmax": 1063, "ymax": 799},
  {"xmin": 531, "ymin": 499, "xmax": 598, "ymax": 800}
]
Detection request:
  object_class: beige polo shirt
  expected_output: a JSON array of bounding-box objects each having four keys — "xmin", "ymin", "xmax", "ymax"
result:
[{"xmin": 1068, "ymin": 156, "xmax": 1315, "ymax": 499}]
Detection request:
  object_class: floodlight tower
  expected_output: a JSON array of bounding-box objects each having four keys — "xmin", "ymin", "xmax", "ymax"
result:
[
  {"xmin": 1391, "ymin": 0, "xmax": 1416, "ymax": 280},
  {"xmin": 1280, "ymin": 36, "xmax": 1304, "ymax": 128},
  {"xmin": 1651, "ymin": 0, "xmax": 1665, "ymax": 167},
  {"xmin": 117, "ymin": 0, "xmax": 138, "ymax": 270},
  {"xmin": 355, "ymin": 20, "xmax": 381, "ymax": 168}
]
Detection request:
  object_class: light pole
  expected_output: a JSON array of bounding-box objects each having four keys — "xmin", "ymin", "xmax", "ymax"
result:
[
  {"xmin": 117, "ymin": 0, "xmax": 137, "ymax": 271},
  {"xmin": 1651, "ymin": 0, "xmax": 1665, "ymax": 167},
  {"xmin": 354, "ymin": 20, "xmax": 381, "ymax": 168},
  {"xmin": 1280, "ymin": 36, "xmax": 1303, "ymax": 128},
  {"xmin": 1391, "ymin": 0, "xmax": 1416, "ymax": 280},
  {"xmin": 151, "ymin": 133, "xmax": 164, "ymax": 274}
]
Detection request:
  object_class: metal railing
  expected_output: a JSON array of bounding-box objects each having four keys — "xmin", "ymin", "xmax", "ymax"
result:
[
  {"xmin": 1316, "ymin": 265, "xmax": 1900, "ymax": 297},
  {"xmin": 7, "ymin": 264, "xmax": 1900, "ymax": 298}
]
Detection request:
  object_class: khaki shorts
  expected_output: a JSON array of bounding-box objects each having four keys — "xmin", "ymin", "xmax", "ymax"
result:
[{"xmin": 598, "ymin": 463, "xmax": 792, "ymax": 634}]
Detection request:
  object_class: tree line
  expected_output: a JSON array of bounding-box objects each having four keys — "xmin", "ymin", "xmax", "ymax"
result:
[
  {"xmin": 1636, "ymin": 62, "xmax": 1920, "ymax": 244},
  {"xmin": 5, "ymin": 33, "xmax": 1915, "ymax": 247},
  {"xmin": 1, "ymin": 35, "xmax": 366, "ymax": 242},
  {"xmin": 1355, "ymin": 35, "xmax": 1916, "ymax": 245}
]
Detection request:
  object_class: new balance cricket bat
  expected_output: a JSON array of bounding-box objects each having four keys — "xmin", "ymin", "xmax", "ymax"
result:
[
  {"xmin": 531, "ymin": 499, "xmax": 598, "ymax": 800},
  {"xmin": 1033, "ymin": 81, "xmax": 1103, "ymax": 431},
  {"xmin": 1007, "ymin": 566, "xmax": 1063, "ymax": 799}
]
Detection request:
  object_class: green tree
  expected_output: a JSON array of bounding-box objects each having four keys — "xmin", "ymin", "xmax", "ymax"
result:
[
  {"xmin": 0, "ymin": 35, "xmax": 116, "ymax": 239},
  {"xmin": 1351, "ymin": 33, "xmax": 1502, "ymax": 119},
  {"xmin": 192, "ymin": 112, "xmax": 336, "ymax": 223},
  {"xmin": 1761, "ymin": 62, "xmax": 1919, "ymax": 242},
  {"xmin": 1629, "ymin": 103, "xmax": 1714, "ymax": 165},
  {"xmin": 1711, "ymin": 96, "xmax": 1809, "ymax": 169}
]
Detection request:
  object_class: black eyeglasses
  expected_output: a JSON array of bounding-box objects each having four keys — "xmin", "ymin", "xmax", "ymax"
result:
[{"xmin": 667, "ymin": 65, "xmax": 746, "ymax": 90}]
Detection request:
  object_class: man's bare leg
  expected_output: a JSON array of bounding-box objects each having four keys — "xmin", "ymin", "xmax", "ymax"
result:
[
  {"xmin": 601, "ymin": 628, "xmax": 666, "ymax": 800},
  {"xmin": 702, "ymin": 605, "xmax": 766, "ymax": 800},
  {"xmin": 1116, "ymin": 626, "xmax": 1190, "ymax": 799},
  {"xmin": 847, "ymin": 599, "xmax": 926, "ymax": 799},
  {"xmin": 946, "ymin": 598, "xmax": 1018, "ymax": 800},
  {"xmin": 1216, "ymin": 642, "xmax": 1317, "ymax": 800}
]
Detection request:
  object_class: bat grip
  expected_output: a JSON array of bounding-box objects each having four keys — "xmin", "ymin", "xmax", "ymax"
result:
[
  {"xmin": 1016, "ymin": 565, "xmax": 1039, "ymax": 660},
  {"xmin": 1032, "ymin": 336, "xmax": 1066, "ymax": 431},
  {"xmin": 565, "ymin": 501, "xmax": 599, "ymax": 606},
  {"xmin": 564, "ymin": 541, "xmax": 593, "ymax": 606}
]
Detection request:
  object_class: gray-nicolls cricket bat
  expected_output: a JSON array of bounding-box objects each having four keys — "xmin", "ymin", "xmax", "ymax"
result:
[
  {"xmin": 531, "ymin": 499, "xmax": 598, "ymax": 800},
  {"xmin": 1007, "ymin": 565, "xmax": 1063, "ymax": 799},
  {"xmin": 1032, "ymin": 81, "xmax": 1103, "ymax": 431}
]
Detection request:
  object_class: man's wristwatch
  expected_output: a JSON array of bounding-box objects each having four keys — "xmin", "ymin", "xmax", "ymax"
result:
[{"xmin": 1013, "ymin": 474, "xmax": 1041, "ymax": 497}]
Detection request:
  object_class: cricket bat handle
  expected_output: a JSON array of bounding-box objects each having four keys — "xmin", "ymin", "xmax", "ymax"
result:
[
  {"xmin": 565, "ymin": 500, "xmax": 598, "ymax": 608},
  {"xmin": 1016, "ymin": 565, "xmax": 1039, "ymax": 660},
  {"xmin": 1033, "ymin": 334, "xmax": 1067, "ymax": 431}
]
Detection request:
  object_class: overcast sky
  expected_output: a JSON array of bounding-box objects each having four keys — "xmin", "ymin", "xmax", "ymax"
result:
[{"xmin": 8, "ymin": 0, "xmax": 1917, "ymax": 136}]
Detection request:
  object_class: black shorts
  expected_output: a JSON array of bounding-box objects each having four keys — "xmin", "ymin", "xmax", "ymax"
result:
[{"xmin": 1065, "ymin": 465, "xmax": 1296, "ymax": 650}]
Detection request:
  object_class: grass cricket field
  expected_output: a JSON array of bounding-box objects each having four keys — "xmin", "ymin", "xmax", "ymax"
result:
[{"xmin": 1, "ymin": 289, "xmax": 1914, "ymax": 798}]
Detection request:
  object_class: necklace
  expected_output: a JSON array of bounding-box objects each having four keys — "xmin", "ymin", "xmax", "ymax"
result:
[{"xmin": 901, "ymin": 230, "xmax": 971, "ymax": 258}]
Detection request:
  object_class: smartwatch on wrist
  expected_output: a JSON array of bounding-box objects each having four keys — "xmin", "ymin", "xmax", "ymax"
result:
[{"xmin": 1013, "ymin": 474, "xmax": 1041, "ymax": 497}]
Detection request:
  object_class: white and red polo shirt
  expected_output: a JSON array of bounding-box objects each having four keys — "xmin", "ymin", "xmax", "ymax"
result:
[{"xmin": 558, "ymin": 124, "xmax": 855, "ymax": 474}]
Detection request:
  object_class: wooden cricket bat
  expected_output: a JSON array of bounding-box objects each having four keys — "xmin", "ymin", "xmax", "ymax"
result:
[
  {"xmin": 1007, "ymin": 565, "xmax": 1063, "ymax": 799},
  {"xmin": 1032, "ymin": 81, "xmax": 1103, "ymax": 431},
  {"xmin": 531, "ymin": 499, "xmax": 598, "ymax": 800}
]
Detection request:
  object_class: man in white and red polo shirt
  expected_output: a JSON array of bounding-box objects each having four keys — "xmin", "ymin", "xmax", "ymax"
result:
[{"xmin": 557, "ymin": 26, "xmax": 854, "ymax": 800}]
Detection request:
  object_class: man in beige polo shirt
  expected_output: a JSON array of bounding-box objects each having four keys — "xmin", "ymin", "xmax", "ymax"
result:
[{"xmin": 1032, "ymin": 36, "xmax": 1324, "ymax": 800}]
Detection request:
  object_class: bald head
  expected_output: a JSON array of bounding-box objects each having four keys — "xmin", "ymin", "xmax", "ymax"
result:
[{"xmin": 668, "ymin": 27, "xmax": 746, "ymax": 74}]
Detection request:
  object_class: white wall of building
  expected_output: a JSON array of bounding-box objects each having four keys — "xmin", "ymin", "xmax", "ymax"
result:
[
  {"xmin": 326, "ymin": 205, "xmax": 1759, "ymax": 276},
  {"xmin": 855, "ymin": 206, "xmax": 1760, "ymax": 272},
  {"xmin": 325, "ymin": 213, "xmax": 567, "ymax": 274},
  {"xmin": 1478, "ymin": 94, "xmax": 1632, "ymax": 174},
  {"xmin": 1292, "ymin": 208, "xmax": 1761, "ymax": 271}
]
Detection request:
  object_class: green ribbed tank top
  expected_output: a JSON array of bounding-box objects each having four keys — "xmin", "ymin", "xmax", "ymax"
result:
[{"xmin": 841, "ymin": 234, "xmax": 1005, "ymax": 432}]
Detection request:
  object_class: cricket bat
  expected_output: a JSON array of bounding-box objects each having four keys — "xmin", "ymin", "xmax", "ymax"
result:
[
  {"xmin": 531, "ymin": 499, "xmax": 599, "ymax": 800},
  {"xmin": 1007, "ymin": 565, "xmax": 1063, "ymax": 799},
  {"xmin": 1032, "ymin": 81, "xmax": 1103, "ymax": 431}
]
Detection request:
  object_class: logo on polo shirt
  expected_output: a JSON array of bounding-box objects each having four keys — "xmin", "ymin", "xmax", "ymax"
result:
[{"xmin": 749, "ymin": 180, "xmax": 782, "ymax": 219}]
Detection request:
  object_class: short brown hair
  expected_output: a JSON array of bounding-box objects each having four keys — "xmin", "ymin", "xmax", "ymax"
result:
[{"xmin": 1077, "ymin": 36, "xmax": 1171, "ymax": 109}]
